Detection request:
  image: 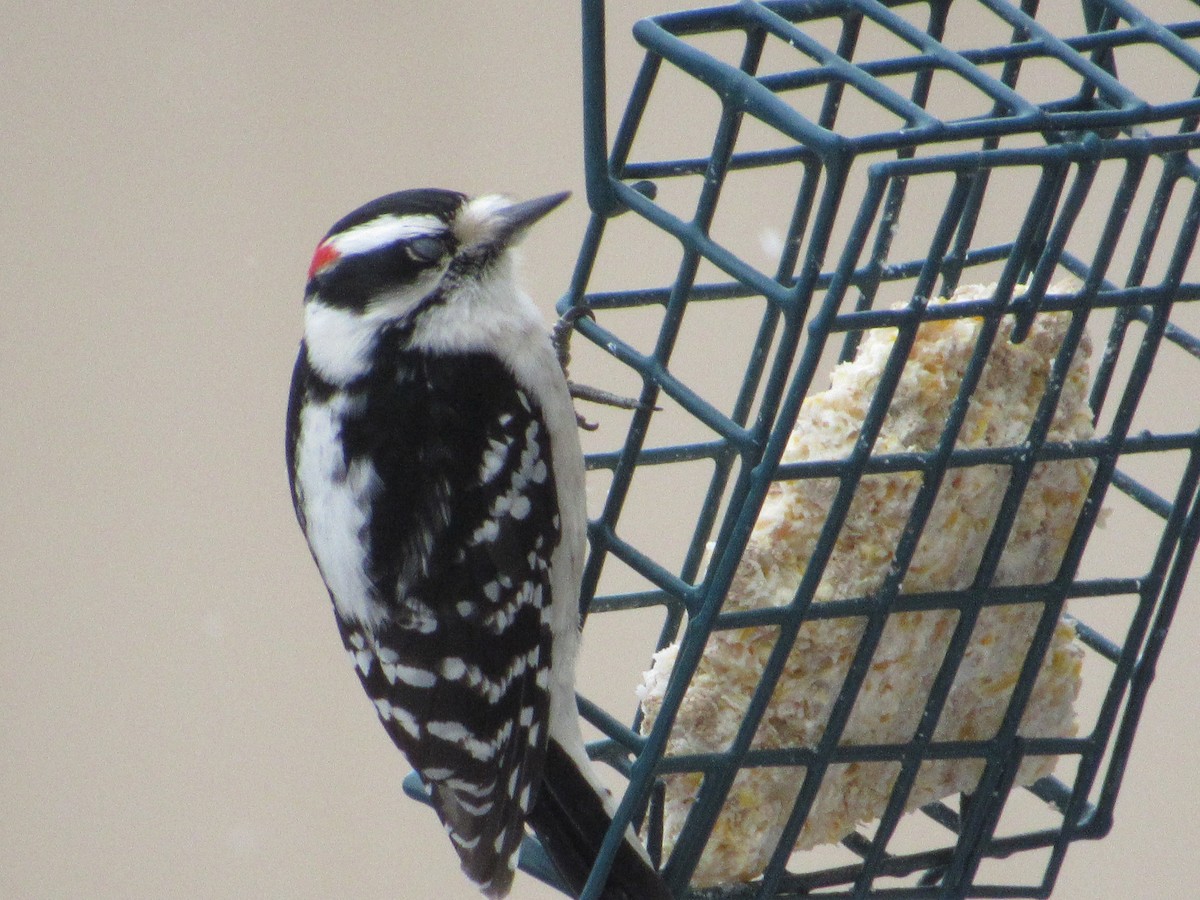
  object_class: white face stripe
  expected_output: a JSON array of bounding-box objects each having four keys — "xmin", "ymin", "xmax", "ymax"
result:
[
  {"xmin": 304, "ymin": 268, "xmax": 443, "ymax": 384},
  {"xmin": 329, "ymin": 213, "xmax": 446, "ymax": 258}
]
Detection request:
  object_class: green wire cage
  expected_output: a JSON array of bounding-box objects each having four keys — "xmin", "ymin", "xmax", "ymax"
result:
[{"xmin": 412, "ymin": 1, "xmax": 1200, "ymax": 897}]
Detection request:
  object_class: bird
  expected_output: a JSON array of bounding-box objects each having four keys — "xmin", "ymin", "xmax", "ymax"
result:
[{"xmin": 285, "ymin": 188, "xmax": 672, "ymax": 899}]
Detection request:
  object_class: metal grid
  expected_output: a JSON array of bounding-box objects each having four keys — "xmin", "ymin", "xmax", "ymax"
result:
[{"xmin": 508, "ymin": 1, "xmax": 1200, "ymax": 897}]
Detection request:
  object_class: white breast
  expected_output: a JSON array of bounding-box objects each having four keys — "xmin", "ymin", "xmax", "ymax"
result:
[{"xmin": 294, "ymin": 392, "xmax": 387, "ymax": 628}]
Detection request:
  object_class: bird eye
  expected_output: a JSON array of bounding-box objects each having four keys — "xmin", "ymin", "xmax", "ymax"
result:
[{"xmin": 406, "ymin": 236, "xmax": 447, "ymax": 263}]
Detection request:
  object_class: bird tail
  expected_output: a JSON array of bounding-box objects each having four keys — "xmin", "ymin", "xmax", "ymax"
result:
[{"xmin": 526, "ymin": 737, "xmax": 673, "ymax": 900}]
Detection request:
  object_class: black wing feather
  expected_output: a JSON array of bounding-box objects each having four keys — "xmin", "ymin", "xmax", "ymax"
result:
[{"xmin": 321, "ymin": 344, "xmax": 560, "ymax": 897}]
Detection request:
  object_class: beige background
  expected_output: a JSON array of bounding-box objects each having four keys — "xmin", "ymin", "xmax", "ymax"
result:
[{"xmin": 3, "ymin": 3, "xmax": 1198, "ymax": 899}]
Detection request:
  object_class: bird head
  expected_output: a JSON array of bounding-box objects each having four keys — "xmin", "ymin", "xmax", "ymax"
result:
[{"xmin": 301, "ymin": 189, "xmax": 569, "ymax": 384}]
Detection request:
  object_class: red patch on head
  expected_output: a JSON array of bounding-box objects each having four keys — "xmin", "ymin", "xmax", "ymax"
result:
[{"xmin": 307, "ymin": 241, "xmax": 341, "ymax": 280}]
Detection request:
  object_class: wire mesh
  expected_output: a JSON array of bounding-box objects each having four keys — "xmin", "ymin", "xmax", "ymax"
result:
[{"xmin": 508, "ymin": 1, "xmax": 1200, "ymax": 898}]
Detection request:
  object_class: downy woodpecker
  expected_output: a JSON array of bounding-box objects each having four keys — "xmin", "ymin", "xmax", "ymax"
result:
[{"xmin": 286, "ymin": 189, "xmax": 671, "ymax": 899}]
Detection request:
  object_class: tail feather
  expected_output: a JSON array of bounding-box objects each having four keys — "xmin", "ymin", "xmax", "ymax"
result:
[{"xmin": 526, "ymin": 738, "xmax": 673, "ymax": 900}]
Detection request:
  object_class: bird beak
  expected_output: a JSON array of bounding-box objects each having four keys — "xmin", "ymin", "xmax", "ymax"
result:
[{"xmin": 490, "ymin": 191, "xmax": 571, "ymax": 247}]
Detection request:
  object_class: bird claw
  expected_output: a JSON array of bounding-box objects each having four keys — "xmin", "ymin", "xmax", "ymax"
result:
[
  {"xmin": 569, "ymin": 381, "xmax": 660, "ymax": 431},
  {"xmin": 552, "ymin": 305, "xmax": 595, "ymax": 373},
  {"xmin": 575, "ymin": 411, "xmax": 600, "ymax": 431},
  {"xmin": 555, "ymin": 306, "xmax": 658, "ymax": 430}
]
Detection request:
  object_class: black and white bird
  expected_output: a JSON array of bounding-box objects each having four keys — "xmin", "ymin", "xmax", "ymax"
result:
[{"xmin": 286, "ymin": 189, "xmax": 671, "ymax": 900}]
